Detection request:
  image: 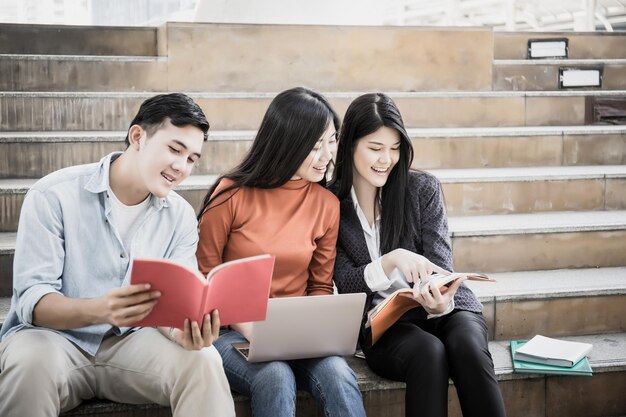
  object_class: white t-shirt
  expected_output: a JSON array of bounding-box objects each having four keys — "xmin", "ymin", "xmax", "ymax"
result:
[{"xmin": 108, "ymin": 186, "xmax": 152, "ymax": 251}]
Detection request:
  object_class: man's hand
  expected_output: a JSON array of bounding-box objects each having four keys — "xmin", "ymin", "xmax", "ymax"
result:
[
  {"xmin": 166, "ymin": 310, "xmax": 220, "ymax": 351},
  {"xmin": 93, "ymin": 284, "xmax": 161, "ymax": 327}
]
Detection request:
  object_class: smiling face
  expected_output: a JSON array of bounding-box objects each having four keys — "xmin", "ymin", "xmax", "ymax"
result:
[
  {"xmin": 291, "ymin": 121, "xmax": 337, "ymax": 182},
  {"xmin": 131, "ymin": 119, "xmax": 204, "ymax": 198},
  {"xmin": 352, "ymin": 126, "xmax": 401, "ymax": 191}
]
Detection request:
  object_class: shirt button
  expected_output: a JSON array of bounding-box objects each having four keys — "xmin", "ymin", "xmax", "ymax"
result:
[{"xmin": 120, "ymin": 253, "xmax": 125, "ymax": 258}]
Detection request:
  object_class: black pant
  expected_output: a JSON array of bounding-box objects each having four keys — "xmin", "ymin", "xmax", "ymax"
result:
[{"xmin": 362, "ymin": 309, "xmax": 506, "ymax": 417}]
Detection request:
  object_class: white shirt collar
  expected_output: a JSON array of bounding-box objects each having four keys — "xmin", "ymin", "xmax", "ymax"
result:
[{"xmin": 350, "ymin": 186, "xmax": 381, "ymax": 237}]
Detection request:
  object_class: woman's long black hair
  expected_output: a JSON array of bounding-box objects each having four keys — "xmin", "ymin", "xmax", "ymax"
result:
[
  {"xmin": 331, "ymin": 93, "xmax": 415, "ymax": 255},
  {"xmin": 198, "ymin": 87, "xmax": 340, "ymax": 218}
]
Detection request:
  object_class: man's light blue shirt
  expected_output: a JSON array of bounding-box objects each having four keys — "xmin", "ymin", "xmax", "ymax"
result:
[{"xmin": 0, "ymin": 152, "xmax": 199, "ymax": 355}]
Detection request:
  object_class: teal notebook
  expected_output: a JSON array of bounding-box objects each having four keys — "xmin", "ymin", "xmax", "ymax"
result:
[{"xmin": 510, "ymin": 341, "xmax": 593, "ymax": 376}]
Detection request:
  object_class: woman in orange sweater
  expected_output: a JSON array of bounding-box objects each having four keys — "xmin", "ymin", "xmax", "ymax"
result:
[{"xmin": 196, "ymin": 87, "xmax": 366, "ymax": 417}]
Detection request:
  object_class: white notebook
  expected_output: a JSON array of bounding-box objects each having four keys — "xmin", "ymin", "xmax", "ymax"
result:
[{"xmin": 513, "ymin": 335, "xmax": 593, "ymax": 367}]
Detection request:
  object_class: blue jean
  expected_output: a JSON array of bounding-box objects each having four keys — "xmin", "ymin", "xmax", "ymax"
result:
[{"xmin": 214, "ymin": 329, "xmax": 366, "ymax": 417}]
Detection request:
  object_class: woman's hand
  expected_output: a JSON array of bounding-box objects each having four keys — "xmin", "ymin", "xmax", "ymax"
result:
[
  {"xmin": 162, "ymin": 310, "xmax": 220, "ymax": 350},
  {"xmin": 381, "ymin": 248, "xmax": 449, "ymax": 286},
  {"xmin": 402, "ymin": 276, "xmax": 466, "ymax": 315}
]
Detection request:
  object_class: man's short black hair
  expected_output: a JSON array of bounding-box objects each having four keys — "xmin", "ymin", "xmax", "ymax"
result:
[{"xmin": 125, "ymin": 93, "xmax": 209, "ymax": 147}]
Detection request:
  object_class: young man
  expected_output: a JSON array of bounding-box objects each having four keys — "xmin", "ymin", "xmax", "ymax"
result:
[{"xmin": 0, "ymin": 93, "xmax": 235, "ymax": 416}]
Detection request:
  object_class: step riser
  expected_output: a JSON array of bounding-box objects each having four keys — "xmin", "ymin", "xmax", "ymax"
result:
[
  {"xmin": 59, "ymin": 374, "xmax": 626, "ymax": 417},
  {"xmin": 542, "ymin": 372, "xmax": 626, "ymax": 417},
  {"xmin": 418, "ymin": 134, "xmax": 626, "ymax": 168},
  {"xmin": 2, "ymin": 134, "xmax": 625, "ymax": 179},
  {"xmin": 453, "ymin": 231, "xmax": 626, "ymax": 272},
  {"xmin": 155, "ymin": 180, "xmax": 626, "ymax": 218},
  {"xmin": 0, "ymin": 95, "xmax": 589, "ymax": 131},
  {"xmin": 2, "ymin": 265, "xmax": 621, "ymax": 342},
  {"xmin": 490, "ymin": 294, "xmax": 626, "ymax": 341},
  {"xmin": 0, "ymin": 24, "xmax": 158, "ymax": 56},
  {"xmin": 1, "ymin": 232, "xmax": 623, "ymax": 290},
  {"xmin": 0, "ymin": 142, "xmax": 126, "ymax": 178},
  {"xmin": 493, "ymin": 64, "xmax": 626, "ymax": 91},
  {"xmin": 0, "ymin": 254, "xmax": 12, "ymax": 297},
  {"xmin": 5, "ymin": 60, "xmax": 624, "ymax": 94},
  {"xmin": 562, "ymin": 133, "xmax": 626, "ymax": 166},
  {"xmin": 0, "ymin": 59, "xmax": 168, "ymax": 92},
  {"xmin": 495, "ymin": 33, "xmax": 626, "ymax": 60},
  {"xmin": 444, "ymin": 178, "xmax": 624, "ymax": 216},
  {"xmin": 57, "ymin": 371, "xmax": 626, "ymax": 417},
  {"xmin": 0, "ymin": 141, "xmax": 250, "ymax": 178},
  {"xmin": 453, "ymin": 374, "xmax": 623, "ymax": 417},
  {"xmin": 163, "ymin": 24, "xmax": 493, "ymax": 92},
  {"xmin": 4, "ymin": 179, "xmax": 624, "ymax": 231}
]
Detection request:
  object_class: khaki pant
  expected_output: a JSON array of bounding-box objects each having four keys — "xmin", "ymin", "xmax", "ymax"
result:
[{"xmin": 0, "ymin": 327, "xmax": 235, "ymax": 417}]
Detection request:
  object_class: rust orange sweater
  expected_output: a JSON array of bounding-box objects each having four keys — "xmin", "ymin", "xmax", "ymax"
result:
[{"xmin": 197, "ymin": 178, "xmax": 339, "ymax": 297}]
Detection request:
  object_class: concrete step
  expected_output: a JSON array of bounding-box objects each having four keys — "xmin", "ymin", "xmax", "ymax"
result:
[
  {"xmin": 1, "ymin": 23, "xmax": 494, "ymax": 92},
  {"xmin": 0, "ymin": 290, "xmax": 622, "ymax": 417},
  {"xmin": 1, "ymin": 260, "xmax": 621, "ymax": 341},
  {"xmin": 160, "ymin": 23, "xmax": 494, "ymax": 93},
  {"xmin": 0, "ymin": 259, "xmax": 620, "ymax": 340},
  {"xmin": 43, "ymin": 333, "xmax": 626, "ymax": 417},
  {"xmin": 0, "ymin": 265, "xmax": 625, "ymax": 340},
  {"xmin": 0, "ymin": 54, "xmax": 168, "ymax": 92},
  {"xmin": 493, "ymin": 58, "xmax": 626, "ymax": 91},
  {"xmin": 434, "ymin": 165, "xmax": 626, "ymax": 216},
  {"xmin": 449, "ymin": 210, "xmax": 626, "ymax": 272},
  {"xmin": 0, "ymin": 23, "xmax": 158, "ymax": 56},
  {"xmin": 467, "ymin": 267, "xmax": 626, "ymax": 340},
  {"xmin": 1, "ymin": 210, "xmax": 625, "ymax": 291},
  {"xmin": 1, "ymin": 126, "xmax": 625, "ymax": 178},
  {"xmin": 410, "ymin": 125, "xmax": 626, "ymax": 169},
  {"xmin": 495, "ymin": 31, "xmax": 626, "ymax": 60},
  {"xmin": 2, "ymin": 90, "xmax": 625, "ymax": 131},
  {"xmin": 2, "ymin": 166, "xmax": 625, "ymax": 231},
  {"xmin": 0, "ymin": 130, "xmax": 253, "ymax": 178}
]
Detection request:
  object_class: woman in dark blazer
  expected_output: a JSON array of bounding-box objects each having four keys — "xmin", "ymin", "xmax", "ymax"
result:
[{"xmin": 331, "ymin": 93, "xmax": 506, "ymax": 417}]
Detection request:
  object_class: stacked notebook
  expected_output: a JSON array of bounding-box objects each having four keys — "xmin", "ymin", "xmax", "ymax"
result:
[{"xmin": 510, "ymin": 335, "xmax": 593, "ymax": 376}]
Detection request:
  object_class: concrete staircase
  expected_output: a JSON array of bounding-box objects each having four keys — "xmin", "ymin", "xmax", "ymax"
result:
[{"xmin": 0, "ymin": 23, "xmax": 625, "ymax": 417}]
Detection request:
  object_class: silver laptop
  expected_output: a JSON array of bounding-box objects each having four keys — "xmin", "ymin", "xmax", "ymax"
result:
[{"xmin": 233, "ymin": 293, "xmax": 366, "ymax": 363}]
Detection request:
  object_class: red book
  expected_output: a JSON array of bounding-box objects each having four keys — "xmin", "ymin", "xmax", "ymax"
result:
[{"xmin": 130, "ymin": 254, "xmax": 275, "ymax": 328}]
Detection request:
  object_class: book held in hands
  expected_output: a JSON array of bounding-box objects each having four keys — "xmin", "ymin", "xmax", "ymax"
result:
[
  {"xmin": 512, "ymin": 334, "xmax": 593, "ymax": 368},
  {"xmin": 366, "ymin": 272, "xmax": 495, "ymax": 345},
  {"xmin": 130, "ymin": 254, "xmax": 275, "ymax": 328}
]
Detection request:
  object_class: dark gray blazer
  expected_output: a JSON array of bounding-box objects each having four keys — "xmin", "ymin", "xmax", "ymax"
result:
[{"xmin": 333, "ymin": 171, "xmax": 482, "ymax": 332}]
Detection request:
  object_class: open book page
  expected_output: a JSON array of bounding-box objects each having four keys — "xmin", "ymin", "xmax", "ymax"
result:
[
  {"xmin": 130, "ymin": 255, "xmax": 275, "ymax": 328},
  {"xmin": 366, "ymin": 272, "xmax": 495, "ymax": 345},
  {"xmin": 205, "ymin": 254, "xmax": 275, "ymax": 326},
  {"xmin": 420, "ymin": 272, "xmax": 495, "ymax": 293},
  {"xmin": 130, "ymin": 258, "xmax": 207, "ymax": 328}
]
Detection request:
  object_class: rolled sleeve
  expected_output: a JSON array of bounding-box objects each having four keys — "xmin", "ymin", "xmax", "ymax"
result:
[
  {"xmin": 17, "ymin": 285, "xmax": 60, "ymax": 326},
  {"xmin": 363, "ymin": 258, "xmax": 392, "ymax": 292}
]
